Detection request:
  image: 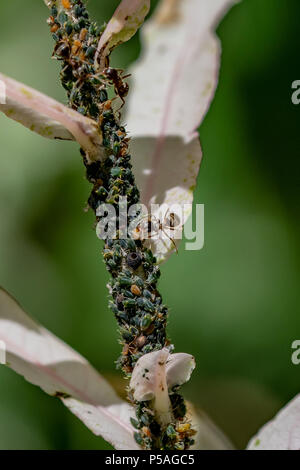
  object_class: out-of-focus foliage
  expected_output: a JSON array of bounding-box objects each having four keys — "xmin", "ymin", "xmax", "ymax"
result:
[{"xmin": 0, "ymin": 0, "xmax": 299, "ymax": 449}]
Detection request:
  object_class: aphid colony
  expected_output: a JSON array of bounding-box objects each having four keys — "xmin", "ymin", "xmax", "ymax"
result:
[
  {"xmin": 47, "ymin": 0, "xmax": 169, "ymax": 376},
  {"xmin": 48, "ymin": 0, "xmax": 128, "ymax": 119},
  {"xmin": 48, "ymin": 0, "xmax": 195, "ymax": 450},
  {"xmin": 130, "ymin": 391, "xmax": 196, "ymax": 450}
]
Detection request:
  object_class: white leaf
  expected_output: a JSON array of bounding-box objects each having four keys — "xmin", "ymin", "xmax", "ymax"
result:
[
  {"xmin": 0, "ymin": 288, "xmax": 138, "ymax": 450},
  {"xmin": 62, "ymin": 398, "xmax": 139, "ymax": 450},
  {"xmin": 130, "ymin": 348, "xmax": 169, "ymax": 401},
  {"xmin": 0, "ymin": 73, "xmax": 104, "ymax": 162},
  {"xmin": 247, "ymin": 394, "xmax": 300, "ymax": 450},
  {"xmin": 166, "ymin": 352, "xmax": 195, "ymax": 389},
  {"xmin": 126, "ymin": 0, "xmax": 239, "ymax": 262},
  {"xmin": 130, "ymin": 348, "xmax": 195, "ymax": 426},
  {"xmin": 130, "ymin": 348, "xmax": 173, "ymax": 426},
  {"xmin": 95, "ymin": 0, "xmax": 151, "ymax": 69}
]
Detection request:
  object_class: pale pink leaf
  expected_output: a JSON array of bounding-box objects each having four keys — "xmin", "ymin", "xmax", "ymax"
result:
[
  {"xmin": 247, "ymin": 395, "xmax": 300, "ymax": 450},
  {"xmin": 130, "ymin": 348, "xmax": 173, "ymax": 425},
  {"xmin": 166, "ymin": 352, "xmax": 195, "ymax": 389},
  {"xmin": 0, "ymin": 288, "xmax": 138, "ymax": 450},
  {"xmin": 126, "ymin": 0, "xmax": 240, "ymax": 262},
  {"xmin": 95, "ymin": 0, "xmax": 151, "ymax": 69},
  {"xmin": 130, "ymin": 348, "xmax": 195, "ymax": 426},
  {"xmin": 0, "ymin": 73, "xmax": 104, "ymax": 161}
]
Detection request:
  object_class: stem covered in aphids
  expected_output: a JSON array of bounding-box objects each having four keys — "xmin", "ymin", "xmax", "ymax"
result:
[{"xmin": 46, "ymin": 0, "xmax": 195, "ymax": 450}]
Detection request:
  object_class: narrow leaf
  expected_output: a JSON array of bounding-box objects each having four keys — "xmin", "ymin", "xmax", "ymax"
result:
[
  {"xmin": 126, "ymin": 0, "xmax": 239, "ymax": 262},
  {"xmin": 95, "ymin": 0, "xmax": 151, "ymax": 69},
  {"xmin": 0, "ymin": 73, "xmax": 103, "ymax": 161},
  {"xmin": 0, "ymin": 288, "xmax": 138, "ymax": 450}
]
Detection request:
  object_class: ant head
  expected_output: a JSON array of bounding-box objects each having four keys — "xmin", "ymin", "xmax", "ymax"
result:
[
  {"xmin": 104, "ymin": 67, "xmax": 115, "ymax": 78},
  {"xmin": 165, "ymin": 212, "xmax": 181, "ymax": 229}
]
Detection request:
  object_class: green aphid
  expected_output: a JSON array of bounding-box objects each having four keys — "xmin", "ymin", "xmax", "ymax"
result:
[
  {"xmin": 89, "ymin": 103, "xmax": 99, "ymax": 119},
  {"xmin": 65, "ymin": 22, "xmax": 73, "ymax": 35},
  {"xmin": 142, "ymin": 344, "xmax": 153, "ymax": 354},
  {"xmin": 130, "ymin": 325, "xmax": 139, "ymax": 336},
  {"xmin": 140, "ymin": 413, "xmax": 150, "ymax": 426},
  {"xmin": 99, "ymin": 89, "xmax": 108, "ymax": 103},
  {"xmin": 73, "ymin": 22, "xmax": 81, "ymax": 32},
  {"xmin": 62, "ymin": 80, "xmax": 73, "ymax": 92},
  {"xmin": 111, "ymin": 167, "xmax": 122, "ymax": 177},
  {"xmin": 123, "ymin": 299, "xmax": 136, "ymax": 308},
  {"xmin": 143, "ymin": 289, "xmax": 153, "ymax": 300},
  {"xmin": 143, "ymin": 250, "xmax": 154, "ymax": 264},
  {"xmin": 113, "ymin": 143, "xmax": 120, "ymax": 156},
  {"xmin": 108, "ymin": 301, "xmax": 118, "ymax": 315},
  {"xmin": 134, "ymin": 276, "xmax": 144, "ymax": 288},
  {"xmin": 127, "ymin": 239, "xmax": 136, "ymax": 251},
  {"xmin": 77, "ymin": 106, "xmax": 87, "ymax": 115},
  {"xmin": 130, "ymin": 315, "xmax": 140, "ymax": 327},
  {"xmin": 118, "ymin": 276, "xmax": 132, "ymax": 287},
  {"xmin": 74, "ymin": 4, "xmax": 82, "ymax": 18},
  {"xmin": 122, "ymin": 268, "xmax": 131, "ymax": 277},
  {"xmin": 82, "ymin": 10, "xmax": 89, "ymax": 20},
  {"xmin": 86, "ymin": 45, "xmax": 96, "ymax": 58},
  {"xmin": 147, "ymin": 271, "xmax": 160, "ymax": 285},
  {"xmin": 116, "ymin": 312, "xmax": 128, "ymax": 322},
  {"xmin": 134, "ymin": 432, "xmax": 144, "ymax": 446},
  {"xmin": 89, "ymin": 23, "xmax": 97, "ymax": 35},
  {"xmin": 119, "ymin": 327, "xmax": 134, "ymax": 342},
  {"xmin": 140, "ymin": 314, "xmax": 152, "ymax": 330},
  {"xmin": 137, "ymin": 298, "xmax": 155, "ymax": 312},
  {"xmin": 78, "ymin": 18, "xmax": 87, "ymax": 28},
  {"xmin": 130, "ymin": 418, "xmax": 140, "ymax": 430},
  {"xmin": 123, "ymin": 289, "xmax": 134, "ymax": 299},
  {"xmin": 98, "ymin": 22, "xmax": 107, "ymax": 35},
  {"xmin": 58, "ymin": 12, "xmax": 68, "ymax": 25},
  {"xmin": 174, "ymin": 441, "xmax": 185, "ymax": 450},
  {"xmin": 165, "ymin": 425, "xmax": 176, "ymax": 440},
  {"xmin": 144, "ymin": 299, "xmax": 155, "ymax": 312},
  {"xmin": 107, "ymin": 259, "xmax": 117, "ymax": 269},
  {"xmin": 113, "ymin": 253, "xmax": 121, "ymax": 265},
  {"xmin": 103, "ymin": 109, "xmax": 114, "ymax": 120},
  {"xmin": 132, "ymin": 352, "xmax": 143, "ymax": 363}
]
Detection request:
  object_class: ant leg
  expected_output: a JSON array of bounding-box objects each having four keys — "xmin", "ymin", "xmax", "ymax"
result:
[
  {"xmin": 116, "ymin": 97, "xmax": 126, "ymax": 113},
  {"xmin": 161, "ymin": 228, "xmax": 179, "ymax": 254}
]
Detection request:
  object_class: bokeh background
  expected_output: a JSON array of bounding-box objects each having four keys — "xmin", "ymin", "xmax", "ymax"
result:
[{"xmin": 0, "ymin": 0, "xmax": 299, "ymax": 450}]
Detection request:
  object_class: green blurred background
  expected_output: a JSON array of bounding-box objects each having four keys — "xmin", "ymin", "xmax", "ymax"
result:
[{"xmin": 0, "ymin": 0, "xmax": 299, "ymax": 450}]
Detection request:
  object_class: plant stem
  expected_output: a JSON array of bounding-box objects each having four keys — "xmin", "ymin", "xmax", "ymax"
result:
[{"xmin": 46, "ymin": 0, "xmax": 195, "ymax": 450}]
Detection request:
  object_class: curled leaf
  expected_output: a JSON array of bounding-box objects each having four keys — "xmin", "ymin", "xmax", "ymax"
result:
[
  {"xmin": 95, "ymin": 0, "xmax": 151, "ymax": 69},
  {"xmin": 126, "ymin": 0, "xmax": 239, "ymax": 262},
  {"xmin": 0, "ymin": 73, "xmax": 104, "ymax": 162},
  {"xmin": 130, "ymin": 348, "xmax": 195, "ymax": 426},
  {"xmin": 247, "ymin": 394, "xmax": 300, "ymax": 450},
  {"xmin": 166, "ymin": 352, "xmax": 196, "ymax": 389},
  {"xmin": 0, "ymin": 288, "xmax": 138, "ymax": 450}
]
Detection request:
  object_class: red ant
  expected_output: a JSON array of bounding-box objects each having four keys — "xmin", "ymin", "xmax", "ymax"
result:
[{"xmin": 102, "ymin": 68, "xmax": 130, "ymax": 108}]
